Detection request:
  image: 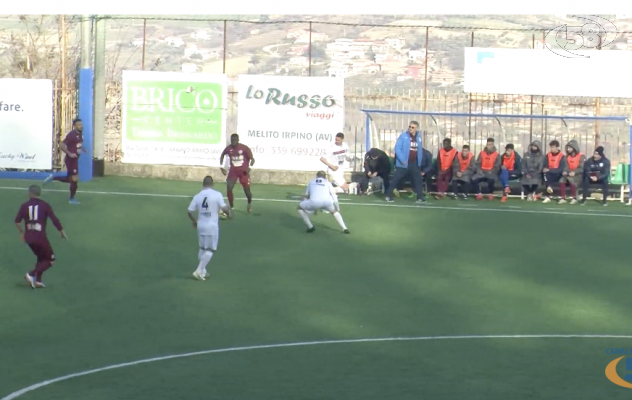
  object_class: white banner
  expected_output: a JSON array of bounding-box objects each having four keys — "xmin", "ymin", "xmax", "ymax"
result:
[
  {"xmin": 0, "ymin": 79, "xmax": 53, "ymax": 169},
  {"xmin": 236, "ymin": 75, "xmax": 345, "ymax": 171},
  {"xmin": 464, "ymin": 47, "xmax": 632, "ymax": 98},
  {"xmin": 121, "ymin": 71, "xmax": 228, "ymax": 166}
]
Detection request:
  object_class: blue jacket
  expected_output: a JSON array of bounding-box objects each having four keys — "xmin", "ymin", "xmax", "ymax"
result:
[{"xmin": 393, "ymin": 132, "xmax": 423, "ymax": 168}]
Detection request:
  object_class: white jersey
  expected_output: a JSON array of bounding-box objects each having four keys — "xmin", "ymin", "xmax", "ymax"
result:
[
  {"xmin": 306, "ymin": 177, "xmax": 338, "ymax": 202},
  {"xmin": 188, "ymin": 188, "xmax": 226, "ymax": 235},
  {"xmin": 327, "ymin": 142, "xmax": 350, "ymax": 171}
]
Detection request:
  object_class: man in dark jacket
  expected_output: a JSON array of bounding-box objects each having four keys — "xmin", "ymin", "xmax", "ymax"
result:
[
  {"xmin": 581, "ymin": 146, "xmax": 610, "ymax": 206},
  {"xmin": 359, "ymin": 148, "xmax": 390, "ymax": 194}
]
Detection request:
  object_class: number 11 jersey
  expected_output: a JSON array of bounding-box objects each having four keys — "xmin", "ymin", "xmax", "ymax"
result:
[{"xmin": 188, "ymin": 188, "xmax": 226, "ymax": 235}]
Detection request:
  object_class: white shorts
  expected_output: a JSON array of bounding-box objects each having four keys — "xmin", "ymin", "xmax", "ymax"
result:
[
  {"xmin": 328, "ymin": 169, "xmax": 346, "ymax": 187},
  {"xmin": 299, "ymin": 199, "xmax": 336, "ymax": 214},
  {"xmin": 198, "ymin": 233, "xmax": 219, "ymax": 252}
]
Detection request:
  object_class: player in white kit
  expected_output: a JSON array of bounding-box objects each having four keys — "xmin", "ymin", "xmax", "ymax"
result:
[
  {"xmin": 298, "ymin": 171, "xmax": 350, "ymax": 234},
  {"xmin": 320, "ymin": 132, "xmax": 353, "ymax": 194},
  {"xmin": 187, "ymin": 176, "xmax": 232, "ymax": 281}
]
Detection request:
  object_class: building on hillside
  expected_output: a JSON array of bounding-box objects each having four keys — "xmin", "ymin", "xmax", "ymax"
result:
[
  {"xmin": 165, "ymin": 37, "xmax": 184, "ymax": 47},
  {"xmin": 535, "ymin": 40, "xmax": 546, "ymax": 50},
  {"xmin": 372, "ymin": 41, "xmax": 389, "ymax": 53},
  {"xmin": 386, "ymin": 37, "xmax": 406, "ymax": 49},
  {"xmin": 408, "ymin": 49, "xmax": 426, "ymax": 61},
  {"xmin": 289, "ymin": 56, "xmax": 309, "ymax": 67},
  {"xmin": 287, "ymin": 29, "xmax": 307, "ymax": 39},
  {"xmin": 131, "ymin": 38, "xmax": 144, "ymax": 47},
  {"xmin": 406, "ymin": 64, "xmax": 425, "ymax": 79},
  {"xmin": 294, "ymin": 32, "xmax": 329, "ymax": 43},
  {"xmin": 191, "ymin": 30, "xmax": 211, "ymax": 41},
  {"xmin": 250, "ymin": 29, "xmax": 260, "ymax": 35},
  {"xmin": 287, "ymin": 45, "xmax": 309, "ymax": 56}
]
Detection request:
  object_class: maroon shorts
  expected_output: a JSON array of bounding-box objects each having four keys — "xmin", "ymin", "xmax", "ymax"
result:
[
  {"xmin": 65, "ymin": 156, "xmax": 79, "ymax": 176},
  {"xmin": 26, "ymin": 236, "xmax": 55, "ymax": 263},
  {"xmin": 227, "ymin": 169, "xmax": 250, "ymax": 186}
]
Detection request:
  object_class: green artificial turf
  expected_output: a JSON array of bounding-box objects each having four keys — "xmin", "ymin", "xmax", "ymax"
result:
[{"xmin": 1, "ymin": 176, "xmax": 631, "ymax": 399}]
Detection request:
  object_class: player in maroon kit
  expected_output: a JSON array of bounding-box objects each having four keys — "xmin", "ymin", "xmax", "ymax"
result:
[
  {"xmin": 219, "ymin": 134, "xmax": 255, "ymax": 213},
  {"xmin": 15, "ymin": 185, "xmax": 67, "ymax": 289},
  {"xmin": 44, "ymin": 118, "xmax": 88, "ymax": 205}
]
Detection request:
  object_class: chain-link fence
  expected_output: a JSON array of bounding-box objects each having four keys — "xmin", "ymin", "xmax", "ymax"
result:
[{"xmin": 2, "ymin": 15, "xmax": 632, "ymax": 171}]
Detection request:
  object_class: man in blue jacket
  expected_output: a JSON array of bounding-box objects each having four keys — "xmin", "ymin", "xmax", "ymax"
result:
[
  {"xmin": 385, "ymin": 121, "xmax": 426, "ymax": 203},
  {"xmin": 581, "ymin": 146, "xmax": 610, "ymax": 206}
]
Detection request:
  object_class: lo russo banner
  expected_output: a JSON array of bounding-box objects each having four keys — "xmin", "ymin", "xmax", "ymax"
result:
[
  {"xmin": 0, "ymin": 79, "xmax": 53, "ymax": 169},
  {"xmin": 236, "ymin": 75, "xmax": 345, "ymax": 171},
  {"xmin": 121, "ymin": 70, "xmax": 228, "ymax": 166}
]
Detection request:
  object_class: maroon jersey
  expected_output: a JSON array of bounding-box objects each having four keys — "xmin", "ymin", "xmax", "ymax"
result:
[
  {"xmin": 15, "ymin": 198, "xmax": 63, "ymax": 241},
  {"xmin": 221, "ymin": 144, "xmax": 253, "ymax": 173},
  {"xmin": 63, "ymin": 130, "xmax": 84, "ymax": 156}
]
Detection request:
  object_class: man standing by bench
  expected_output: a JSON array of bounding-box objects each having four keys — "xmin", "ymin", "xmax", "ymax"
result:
[{"xmin": 385, "ymin": 121, "xmax": 426, "ymax": 204}]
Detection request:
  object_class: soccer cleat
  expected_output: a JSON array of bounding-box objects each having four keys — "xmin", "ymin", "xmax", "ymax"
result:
[
  {"xmin": 500, "ymin": 196, "xmax": 507, "ymax": 203},
  {"xmin": 43, "ymin": 174, "xmax": 54, "ymax": 186},
  {"xmin": 416, "ymin": 198, "xmax": 428, "ymax": 204},
  {"xmin": 542, "ymin": 197, "xmax": 551, "ymax": 204},
  {"xmin": 475, "ymin": 194, "xmax": 483, "ymax": 201},
  {"xmin": 547, "ymin": 186, "xmax": 554, "ymax": 194},
  {"xmin": 192, "ymin": 271, "xmax": 205, "ymax": 281},
  {"xmin": 35, "ymin": 282, "xmax": 46, "ymax": 288},
  {"xmin": 69, "ymin": 198, "xmax": 80, "ymax": 205},
  {"xmin": 24, "ymin": 273, "xmax": 35, "ymax": 289},
  {"xmin": 343, "ymin": 229, "xmax": 350, "ymax": 234},
  {"xmin": 487, "ymin": 195, "xmax": 494, "ymax": 201},
  {"xmin": 579, "ymin": 199, "xmax": 587, "ymax": 206},
  {"xmin": 558, "ymin": 198, "xmax": 567, "ymax": 204},
  {"xmin": 603, "ymin": 202, "xmax": 608, "ymax": 207},
  {"xmin": 247, "ymin": 204, "xmax": 252, "ymax": 214},
  {"xmin": 503, "ymin": 187, "xmax": 511, "ymax": 194},
  {"xmin": 385, "ymin": 197, "xmax": 394, "ymax": 203},
  {"xmin": 392, "ymin": 189, "xmax": 400, "ymax": 198},
  {"xmin": 306, "ymin": 227, "xmax": 315, "ymax": 233},
  {"xmin": 569, "ymin": 199, "xmax": 578, "ymax": 205},
  {"xmin": 461, "ymin": 194, "xmax": 468, "ymax": 200}
]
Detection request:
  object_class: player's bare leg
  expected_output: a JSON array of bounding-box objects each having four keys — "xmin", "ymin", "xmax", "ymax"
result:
[
  {"xmin": 226, "ymin": 178, "xmax": 236, "ymax": 213},
  {"xmin": 297, "ymin": 206, "xmax": 315, "ymax": 232},
  {"xmin": 332, "ymin": 211, "xmax": 350, "ymax": 234},
  {"xmin": 243, "ymin": 184, "xmax": 253, "ymax": 213}
]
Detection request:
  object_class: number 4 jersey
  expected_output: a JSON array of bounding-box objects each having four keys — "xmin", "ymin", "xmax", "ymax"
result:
[{"xmin": 188, "ymin": 188, "xmax": 226, "ymax": 234}]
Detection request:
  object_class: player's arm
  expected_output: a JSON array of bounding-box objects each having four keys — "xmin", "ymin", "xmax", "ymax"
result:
[
  {"xmin": 61, "ymin": 136, "xmax": 78, "ymax": 158},
  {"xmin": 187, "ymin": 198, "xmax": 198, "ymax": 228},
  {"xmin": 245, "ymin": 146, "xmax": 255, "ymax": 167},
  {"xmin": 14, "ymin": 207, "xmax": 25, "ymax": 241},
  {"xmin": 319, "ymin": 155, "xmax": 335, "ymax": 170},
  {"xmin": 219, "ymin": 147, "xmax": 229, "ymax": 175},
  {"xmin": 47, "ymin": 205, "xmax": 67, "ymax": 240}
]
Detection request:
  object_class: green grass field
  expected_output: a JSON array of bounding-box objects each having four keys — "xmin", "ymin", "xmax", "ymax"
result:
[{"xmin": 1, "ymin": 176, "xmax": 632, "ymax": 399}]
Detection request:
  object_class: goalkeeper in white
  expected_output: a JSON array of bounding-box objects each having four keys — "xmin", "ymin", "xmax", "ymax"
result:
[
  {"xmin": 298, "ymin": 171, "xmax": 350, "ymax": 234},
  {"xmin": 187, "ymin": 176, "xmax": 232, "ymax": 281}
]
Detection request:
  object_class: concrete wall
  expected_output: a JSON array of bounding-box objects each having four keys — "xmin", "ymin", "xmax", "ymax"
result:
[{"xmin": 104, "ymin": 162, "xmax": 354, "ymax": 185}]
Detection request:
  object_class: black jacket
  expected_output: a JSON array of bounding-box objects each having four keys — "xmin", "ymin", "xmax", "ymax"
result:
[
  {"xmin": 364, "ymin": 148, "xmax": 391, "ymax": 176},
  {"xmin": 421, "ymin": 148, "xmax": 434, "ymax": 175},
  {"xmin": 584, "ymin": 156, "xmax": 611, "ymax": 181}
]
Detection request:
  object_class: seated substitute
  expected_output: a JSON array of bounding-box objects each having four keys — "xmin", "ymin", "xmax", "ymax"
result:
[
  {"xmin": 541, "ymin": 140, "xmax": 565, "ymax": 203},
  {"xmin": 472, "ymin": 138, "xmax": 501, "ymax": 201},
  {"xmin": 360, "ymin": 148, "xmax": 390, "ymax": 195},
  {"xmin": 581, "ymin": 146, "xmax": 610, "ymax": 206},
  {"xmin": 521, "ymin": 140, "xmax": 544, "ymax": 202},
  {"xmin": 450, "ymin": 144, "xmax": 475, "ymax": 199},
  {"xmin": 499, "ymin": 143, "xmax": 522, "ymax": 202},
  {"xmin": 435, "ymin": 138, "xmax": 457, "ymax": 199},
  {"xmin": 558, "ymin": 139, "xmax": 585, "ymax": 205}
]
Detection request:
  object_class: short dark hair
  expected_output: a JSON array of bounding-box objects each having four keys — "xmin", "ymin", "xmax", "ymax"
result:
[
  {"xmin": 462, "ymin": 144, "xmax": 470, "ymax": 150},
  {"xmin": 443, "ymin": 138, "xmax": 451, "ymax": 144},
  {"xmin": 368, "ymin": 148, "xmax": 380, "ymax": 158},
  {"xmin": 410, "ymin": 121, "xmax": 419, "ymax": 127},
  {"xmin": 487, "ymin": 138, "xmax": 495, "ymax": 143},
  {"xmin": 505, "ymin": 143, "xmax": 514, "ymax": 150},
  {"xmin": 549, "ymin": 140, "xmax": 560, "ymax": 147},
  {"xmin": 28, "ymin": 185, "xmax": 41, "ymax": 196},
  {"xmin": 72, "ymin": 118, "xmax": 82, "ymax": 126},
  {"xmin": 230, "ymin": 133, "xmax": 239, "ymax": 140},
  {"xmin": 202, "ymin": 176, "xmax": 214, "ymax": 187},
  {"xmin": 316, "ymin": 171, "xmax": 327, "ymax": 178},
  {"xmin": 335, "ymin": 132, "xmax": 344, "ymax": 139}
]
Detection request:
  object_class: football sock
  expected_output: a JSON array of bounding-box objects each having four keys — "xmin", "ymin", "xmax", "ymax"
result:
[
  {"xmin": 227, "ymin": 190, "xmax": 234, "ymax": 208},
  {"xmin": 297, "ymin": 209, "xmax": 313, "ymax": 229},
  {"xmin": 333, "ymin": 212, "xmax": 348, "ymax": 230},
  {"xmin": 196, "ymin": 251, "xmax": 213, "ymax": 275},
  {"xmin": 70, "ymin": 182, "xmax": 78, "ymax": 198},
  {"xmin": 53, "ymin": 176, "xmax": 70, "ymax": 183},
  {"xmin": 570, "ymin": 184, "xmax": 577, "ymax": 198}
]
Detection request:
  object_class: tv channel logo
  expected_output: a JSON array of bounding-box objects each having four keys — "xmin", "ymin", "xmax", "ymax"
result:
[
  {"xmin": 605, "ymin": 350, "xmax": 632, "ymax": 388},
  {"xmin": 544, "ymin": 15, "xmax": 618, "ymax": 58}
]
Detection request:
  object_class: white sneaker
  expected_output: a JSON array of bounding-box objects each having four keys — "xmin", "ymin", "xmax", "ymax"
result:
[
  {"xmin": 24, "ymin": 273, "xmax": 36, "ymax": 289},
  {"xmin": 569, "ymin": 198, "xmax": 578, "ymax": 205},
  {"xmin": 542, "ymin": 197, "xmax": 551, "ymax": 203},
  {"xmin": 192, "ymin": 271, "xmax": 205, "ymax": 281}
]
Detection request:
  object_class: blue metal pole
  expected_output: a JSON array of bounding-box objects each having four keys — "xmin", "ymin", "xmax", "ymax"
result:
[
  {"xmin": 365, "ymin": 113, "xmax": 371, "ymax": 151},
  {"xmin": 629, "ymin": 124, "xmax": 632, "ymax": 200},
  {"xmin": 358, "ymin": 109, "xmax": 630, "ymax": 122},
  {"xmin": 78, "ymin": 68, "xmax": 94, "ymax": 182}
]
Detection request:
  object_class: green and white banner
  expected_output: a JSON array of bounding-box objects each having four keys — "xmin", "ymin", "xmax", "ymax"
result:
[
  {"xmin": 236, "ymin": 75, "xmax": 345, "ymax": 171},
  {"xmin": 121, "ymin": 71, "xmax": 227, "ymax": 166}
]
